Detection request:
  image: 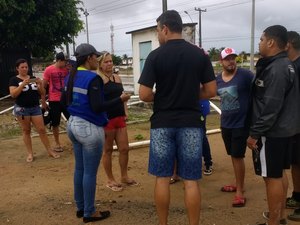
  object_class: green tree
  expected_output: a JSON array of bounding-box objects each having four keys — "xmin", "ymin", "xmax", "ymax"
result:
[
  {"xmin": 0, "ymin": 0, "xmax": 84, "ymax": 57},
  {"xmin": 239, "ymin": 51, "xmax": 247, "ymax": 61},
  {"xmin": 236, "ymin": 55, "xmax": 243, "ymax": 63},
  {"xmin": 112, "ymin": 54, "xmax": 122, "ymax": 66},
  {"xmin": 208, "ymin": 47, "xmax": 225, "ymax": 61},
  {"xmin": 208, "ymin": 47, "xmax": 218, "ymax": 61}
]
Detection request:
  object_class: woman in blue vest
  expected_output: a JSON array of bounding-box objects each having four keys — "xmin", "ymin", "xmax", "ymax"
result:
[{"xmin": 63, "ymin": 43, "xmax": 130, "ymax": 223}]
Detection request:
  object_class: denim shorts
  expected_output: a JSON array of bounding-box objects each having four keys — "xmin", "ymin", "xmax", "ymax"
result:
[
  {"xmin": 148, "ymin": 127, "xmax": 203, "ymax": 180},
  {"xmin": 13, "ymin": 105, "xmax": 42, "ymax": 117}
]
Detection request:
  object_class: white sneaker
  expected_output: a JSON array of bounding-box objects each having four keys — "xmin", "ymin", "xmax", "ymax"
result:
[{"xmin": 203, "ymin": 165, "xmax": 213, "ymax": 175}]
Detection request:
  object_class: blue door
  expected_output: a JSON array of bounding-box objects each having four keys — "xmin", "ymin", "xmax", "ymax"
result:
[{"xmin": 139, "ymin": 41, "xmax": 152, "ymax": 73}]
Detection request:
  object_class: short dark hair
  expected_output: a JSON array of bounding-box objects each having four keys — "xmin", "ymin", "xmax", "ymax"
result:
[
  {"xmin": 287, "ymin": 31, "xmax": 300, "ymax": 51},
  {"xmin": 156, "ymin": 10, "xmax": 182, "ymax": 33},
  {"xmin": 56, "ymin": 52, "xmax": 68, "ymax": 61},
  {"xmin": 264, "ymin": 25, "xmax": 288, "ymax": 50},
  {"xmin": 15, "ymin": 58, "xmax": 27, "ymax": 68}
]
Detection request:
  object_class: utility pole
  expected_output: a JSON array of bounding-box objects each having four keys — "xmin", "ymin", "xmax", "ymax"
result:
[
  {"xmin": 72, "ymin": 36, "xmax": 75, "ymax": 55},
  {"xmin": 162, "ymin": 0, "xmax": 167, "ymax": 12},
  {"xmin": 110, "ymin": 24, "xmax": 114, "ymax": 55},
  {"xmin": 250, "ymin": 0, "xmax": 255, "ymax": 72},
  {"xmin": 194, "ymin": 7, "xmax": 207, "ymax": 47},
  {"xmin": 83, "ymin": 9, "xmax": 89, "ymax": 44},
  {"xmin": 66, "ymin": 43, "xmax": 70, "ymax": 57}
]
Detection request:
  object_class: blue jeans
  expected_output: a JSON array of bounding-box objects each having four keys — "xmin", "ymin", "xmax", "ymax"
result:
[
  {"xmin": 202, "ymin": 117, "xmax": 212, "ymax": 167},
  {"xmin": 67, "ymin": 116, "xmax": 105, "ymax": 217}
]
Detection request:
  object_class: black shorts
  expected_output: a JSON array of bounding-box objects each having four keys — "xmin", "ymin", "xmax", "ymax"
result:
[
  {"xmin": 253, "ymin": 136, "xmax": 292, "ymax": 178},
  {"xmin": 49, "ymin": 101, "xmax": 70, "ymax": 127},
  {"xmin": 291, "ymin": 133, "xmax": 300, "ymax": 165},
  {"xmin": 221, "ymin": 127, "xmax": 248, "ymax": 158}
]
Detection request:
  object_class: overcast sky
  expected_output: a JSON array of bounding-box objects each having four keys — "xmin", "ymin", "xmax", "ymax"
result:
[{"xmin": 73, "ymin": 0, "xmax": 300, "ymax": 56}]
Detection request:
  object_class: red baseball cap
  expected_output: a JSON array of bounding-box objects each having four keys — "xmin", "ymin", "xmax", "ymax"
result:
[{"xmin": 220, "ymin": 47, "xmax": 237, "ymax": 59}]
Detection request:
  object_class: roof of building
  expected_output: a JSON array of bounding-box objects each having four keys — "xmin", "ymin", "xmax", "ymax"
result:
[{"xmin": 126, "ymin": 23, "xmax": 197, "ymax": 34}]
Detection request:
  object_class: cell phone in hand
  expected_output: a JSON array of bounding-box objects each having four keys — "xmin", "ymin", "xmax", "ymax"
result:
[
  {"xmin": 29, "ymin": 78, "xmax": 37, "ymax": 83},
  {"xmin": 123, "ymin": 92, "xmax": 133, "ymax": 96}
]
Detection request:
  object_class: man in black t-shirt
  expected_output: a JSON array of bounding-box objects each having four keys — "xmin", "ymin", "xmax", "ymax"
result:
[{"xmin": 138, "ymin": 10, "xmax": 216, "ymax": 225}]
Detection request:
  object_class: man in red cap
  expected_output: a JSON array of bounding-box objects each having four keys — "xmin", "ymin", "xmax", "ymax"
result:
[{"xmin": 216, "ymin": 47, "xmax": 254, "ymax": 207}]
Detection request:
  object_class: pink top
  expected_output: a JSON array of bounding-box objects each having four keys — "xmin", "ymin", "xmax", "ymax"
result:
[{"xmin": 43, "ymin": 64, "xmax": 68, "ymax": 101}]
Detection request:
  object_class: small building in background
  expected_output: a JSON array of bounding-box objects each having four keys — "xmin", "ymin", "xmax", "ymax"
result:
[
  {"xmin": 122, "ymin": 57, "xmax": 133, "ymax": 66},
  {"xmin": 126, "ymin": 23, "xmax": 197, "ymax": 94}
]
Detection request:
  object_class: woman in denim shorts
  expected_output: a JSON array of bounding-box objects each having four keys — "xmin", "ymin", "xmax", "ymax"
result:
[{"xmin": 9, "ymin": 59, "xmax": 60, "ymax": 162}]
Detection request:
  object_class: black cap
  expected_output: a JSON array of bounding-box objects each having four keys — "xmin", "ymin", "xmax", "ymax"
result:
[
  {"xmin": 74, "ymin": 43, "xmax": 101, "ymax": 58},
  {"xmin": 56, "ymin": 52, "xmax": 68, "ymax": 61}
]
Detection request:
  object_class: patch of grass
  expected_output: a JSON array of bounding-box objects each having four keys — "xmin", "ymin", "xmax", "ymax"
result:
[
  {"xmin": 0, "ymin": 127, "xmax": 21, "ymax": 139},
  {"xmin": 127, "ymin": 105, "xmax": 152, "ymax": 122},
  {"xmin": 134, "ymin": 134, "xmax": 144, "ymax": 141}
]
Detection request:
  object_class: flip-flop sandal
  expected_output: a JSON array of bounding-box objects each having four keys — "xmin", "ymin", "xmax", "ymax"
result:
[
  {"xmin": 221, "ymin": 185, "xmax": 237, "ymax": 192},
  {"xmin": 122, "ymin": 180, "xmax": 140, "ymax": 187},
  {"xmin": 26, "ymin": 155, "xmax": 34, "ymax": 163},
  {"xmin": 232, "ymin": 196, "xmax": 246, "ymax": 207},
  {"xmin": 53, "ymin": 146, "xmax": 64, "ymax": 152},
  {"xmin": 106, "ymin": 184, "xmax": 123, "ymax": 192},
  {"xmin": 49, "ymin": 152, "xmax": 60, "ymax": 159}
]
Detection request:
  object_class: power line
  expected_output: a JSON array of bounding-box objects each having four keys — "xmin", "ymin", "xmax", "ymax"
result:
[
  {"xmin": 77, "ymin": 0, "xmax": 299, "ymax": 55},
  {"xmin": 87, "ymin": 0, "xmax": 122, "ymax": 12},
  {"xmin": 90, "ymin": 0, "xmax": 147, "ymax": 16},
  {"xmin": 86, "ymin": 0, "xmax": 256, "ymax": 34},
  {"xmin": 84, "ymin": 0, "xmax": 252, "ymax": 36}
]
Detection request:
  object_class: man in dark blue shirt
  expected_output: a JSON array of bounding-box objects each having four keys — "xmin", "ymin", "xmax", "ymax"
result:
[{"xmin": 216, "ymin": 47, "xmax": 254, "ymax": 207}]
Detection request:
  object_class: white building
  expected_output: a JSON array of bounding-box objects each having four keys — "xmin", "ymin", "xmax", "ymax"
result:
[
  {"xmin": 122, "ymin": 57, "xmax": 133, "ymax": 66},
  {"xmin": 126, "ymin": 23, "xmax": 197, "ymax": 94}
]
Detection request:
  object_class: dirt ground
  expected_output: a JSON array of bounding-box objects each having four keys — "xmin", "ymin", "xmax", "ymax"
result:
[{"xmin": 0, "ymin": 126, "xmax": 298, "ymax": 225}]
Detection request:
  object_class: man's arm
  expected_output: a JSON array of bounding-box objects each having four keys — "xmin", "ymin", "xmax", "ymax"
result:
[
  {"xmin": 200, "ymin": 80, "xmax": 217, "ymax": 99},
  {"xmin": 139, "ymin": 85, "xmax": 154, "ymax": 102}
]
